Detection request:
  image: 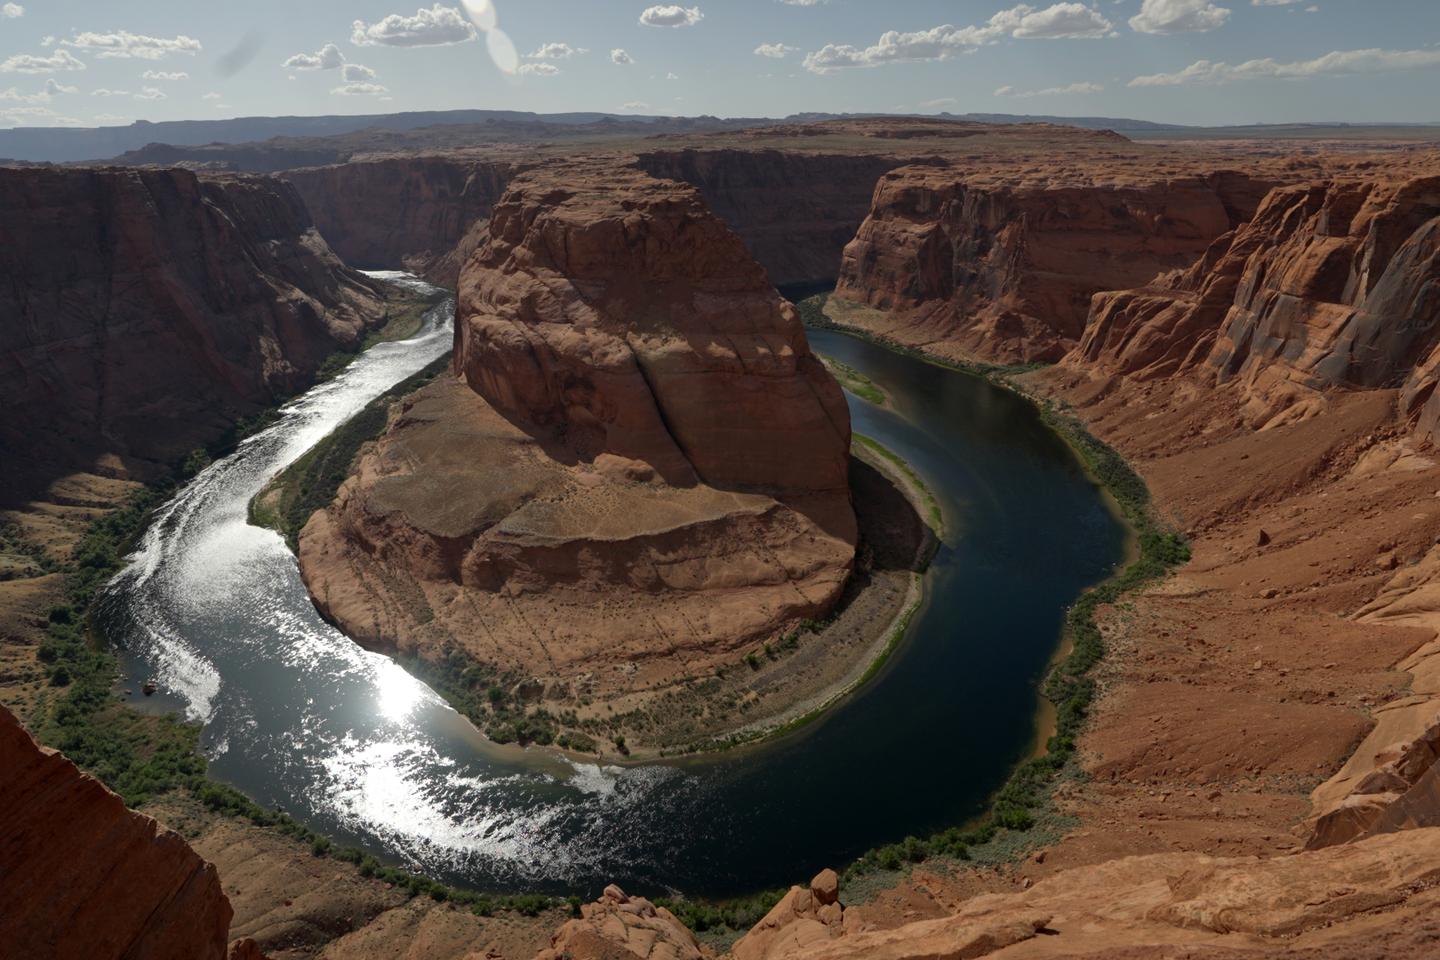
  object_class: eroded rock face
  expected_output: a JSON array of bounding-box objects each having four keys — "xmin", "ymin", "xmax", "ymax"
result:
[
  {"xmin": 537, "ymin": 884, "xmax": 710, "ymax": 960},
  {"xmin": 0, "ymin": 705, "xmax": 233, "ymax": 959},
  {"xmin": 1077, "ymin": 176, "xmax": 1440, "ymax": 433},
  {"xmin": 299, "ymin": 162, "xmax": 855, "ymax": 700},
  {"xmin": 635, "ymin": 150, "xmax": 906, "ymax": 290},
  {"xmin": 285, "ymin": 157, "xmax": 517, "ymax": 285},
  {"xmin": 0, "ymin": 166, "xmax": 385, "ymax": 496},
  {"xmin": 454, "ymin": 163, "xmax": 853, "ymax": 512},
  {"xmin": 833, "ymin": 166, "xmax": 1271, "ymax": 363}
]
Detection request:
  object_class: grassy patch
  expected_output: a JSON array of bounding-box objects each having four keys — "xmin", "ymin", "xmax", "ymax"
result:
[
  {"xmin": 656, "ymin": 887, "xmax": 788, "ymax": 939},
  {"xmin": 0, "ymin": 524, "xmax": 58, "ymax": 581},
  {"xmin": 397, "ymin": 646, "xmax": 598, "ymax": 753},
  {"xmin": 249, "ymin": 354, "xmax": 452, "ymax": 548},
  {"xmin": 820, "ymin": 355, "xmax": 886, "ymax": 406},
  {"xmin": 311, "ymin": 283, "xmax": 449, "ymax": 382}
]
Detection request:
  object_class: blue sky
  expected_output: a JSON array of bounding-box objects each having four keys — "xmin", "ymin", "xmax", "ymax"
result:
[{"xmin": 1, "ymin": 1, "xmax": 1438, "ymax": 129}]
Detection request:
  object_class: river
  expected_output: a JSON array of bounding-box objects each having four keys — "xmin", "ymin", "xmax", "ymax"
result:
[{"xmin": 101, "ymin": 280, "xmax": 1126, "ymax": 899}]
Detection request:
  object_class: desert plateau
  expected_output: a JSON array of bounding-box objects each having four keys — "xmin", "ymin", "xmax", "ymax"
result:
[{"xmin": 6, "ymin": 2, "xmax": 1440, "ymax": 959}]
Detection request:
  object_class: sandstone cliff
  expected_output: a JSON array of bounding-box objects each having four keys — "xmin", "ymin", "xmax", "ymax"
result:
[
  {"xmin": 298, "ymin": 162, "xmax": 855, "ymax": 713},
  {"xmin": 0, "ymin": 166, "xmax": 385, "ymax": 497},
  {"xmin": 0, "ymin": 704, "xmax": 233, "ymax": 959},
  {"xmin": 635, "ymin": 150, "xmax": 905, "ymax": 291},
  {"xmin": 285, "ymin": 156, "xmax": 518, "ymax": 286},
  {"xmin": 832, "ymin": 165, "xmax": 1272, "ymax": 363},
  {"xmin": 1078, "ymin": 174, "xmax": 1440, "ymax": 434}
]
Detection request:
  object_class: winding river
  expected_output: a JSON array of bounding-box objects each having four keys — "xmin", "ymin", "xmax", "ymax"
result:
[{"xmin": 102, "ymin": 278, "xmax": 1126, "ymax": 899}]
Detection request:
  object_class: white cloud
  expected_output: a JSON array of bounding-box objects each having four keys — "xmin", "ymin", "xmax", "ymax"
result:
[
  {"xmin": 332, "ymin": 81, "xmax": 390, "ymax": 95},
  {"xmin": 1130, "ymin": 46, "xmax": 1440, "ymax": 86},
  {"xmin": 1251, "ymin": 0, "xmax": 1301, "ymax": 4},
  {"xmin": 1, "ymin": 3, "xmax": 23, "ymax": 18},
  {"xmin": 622, "ymin": 100, "xmax": 650, "ymax": 110},
  {"xmin": 611, "ymin": 48, "xmax": 635, "ymax": 64},
  {"xmin": 60, "ymin": 31, "xmax": 202, "ymax": 60},
  {"xmin": 341, "ymin": 63, "xmax": 377, "ymax": 81},
  {"xmin": 141, "ymin": 70, "xmax": 188, "ymax": 81},
  {"xmin": 517, "ymin": 62, "xmax": 559, "ymax": 76},
  {"xmin": 779, "ymin": 0, "xmax": 823, "ymax": 5},
  {"xmin": 133, "ymin": 86, "xmax": 166, "ymax": 100},
  {"xmin": 1129, "ymin": 0, "xmax": 1230, "ymax": 34},
  {"xmin": 90, "ymin": 88, "xmax": 129, "ymax": 97},
  {"xmin": 1011, "ymin": 2, "xmax": 1115, "ymax": 38},
  {"xmin": 665, "ymin": 71, "xmax": 679, "ymax": 79},
  {"xmin": 2, "ymin": 78, "xmax": 78, "ymax": 102},
  {"xmin": 754, "ymin": 42, "xmax": 797, "ymax": 58},
  {"xmin": 995, "ymin": 80, "xmax": 1104, "ymax": 96},
  {"xmin": 283, "ymin": 43, "xmax": 345, "ymax": 70},
  {"xmin": 920, "ymin": 96, "xmax": 958, "ymax": 108},
  {"xmin": 528, "ymin": 42, "xmax": 586, "ymax": 59},
  {"xmin": 639, "ymin": 5, "xmax": 704, "ymax": 28},
  {"xmin": 202, "ymin": 91, "xmax": 221, "ymax": 100},
  {"xmin": 0, "ymin": 49, "xmax": 86, "ymax": 74},
  {"xmin": 351, "ymin": 5, "xmax": 478, "ymax": 47},
  {"xmin": 803, "ymin": 4, "xmax": 1112, "ymax": 74},
  {"xmin": 93, "ymin": 113, "xmax": 127, "ymax": 123}
]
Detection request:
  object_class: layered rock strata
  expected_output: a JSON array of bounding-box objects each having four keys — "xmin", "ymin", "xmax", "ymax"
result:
[
  {"xmin": 0, "ymin": 166, "xmax": 385, "ymax": 496},
  {"xmin": 1077, "ymin": 175, "xmax": 1440, "ymax": 433},
  {"xmin": 299, "ymin": 163, "xmax": 855, "ymax": 700},
  {"xmin": 0, "ymin": 705, "xmax": 233, "ymax": 960},
  {"xmin": 832, "ymin": 166, "xmax": 1273, "ymax": 363}
]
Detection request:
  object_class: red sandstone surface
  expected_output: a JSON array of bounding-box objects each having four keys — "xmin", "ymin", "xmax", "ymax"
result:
[{"xmin": 0, "ymin": 704, "xmax": 233, "ymax": 960}]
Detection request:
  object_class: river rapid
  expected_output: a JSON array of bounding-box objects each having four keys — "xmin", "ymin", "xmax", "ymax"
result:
[{"xmin": 102, "ymin": 280, "xmax": 1125, "ymax": 898}]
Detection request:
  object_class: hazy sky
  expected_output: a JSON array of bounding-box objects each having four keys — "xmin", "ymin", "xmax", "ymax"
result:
[{"xmin": 2, "ymin": 1, "xmax": 1438, "ymax": 129}]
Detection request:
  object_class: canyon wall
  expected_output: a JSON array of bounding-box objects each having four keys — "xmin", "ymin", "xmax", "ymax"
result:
[
  {"xmin": 0, "ymin": 166, "xmax": 385, "ymax": 496},
  {"xmin": 831, "ymin": 165, "xmax": 1273, "ymax": 363},
  {"xmin": 635, "ymin": 149, "xmax": 904, "ymax": 291},
  {"xmin": 1078, "ymin": 174, "xmax": 1440, "ymax": 433},
  {"xmin": 298, "ymin": 162, "xmax": 856, "ymax": 703},
  {"xmin": 284, "ymin": 156, "xmax": 518, "ymax": 285},
  {"xmin": 0, "ymin": 705, "xmax": 233, "ymax": 959}
]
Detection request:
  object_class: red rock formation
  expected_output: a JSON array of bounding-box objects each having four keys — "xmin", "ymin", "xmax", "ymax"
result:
[
  {"xmin": 635, "ymin": 150, "xmax": 905, "ymax": 290},
  {"xmin": 832, "ymin": 165, "xmax": 1271, "ymax": 363},
  {"xmin": 0, "ymin": 704, "xmax": 233, "ymax": 959},
  {"xmin": 537, "ymin": 885, "xmax": 710, "ymax": 960},
  {"xmin": 1076, "ymin": 175, "xmax": 1440, "ymax": 433},
  {"xmin": 453, "ymin": 163, "xmax": 852, "ymax": 513},
  {"xmin": 299, "ymin": 162, "xmax": 855, "ymax": 705},
  {"xmin": 285, "ymin": 156, "xmax": 517, "ymax": 285},
  {"xmin": 0, "ymin": 166, "xmax": 385, "ymax": 496}
]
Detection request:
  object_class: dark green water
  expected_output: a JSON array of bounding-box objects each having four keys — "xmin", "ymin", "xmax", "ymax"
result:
[{"xmin": 103, "ymin": 302, "xmax": 1126, "ymax": 899}]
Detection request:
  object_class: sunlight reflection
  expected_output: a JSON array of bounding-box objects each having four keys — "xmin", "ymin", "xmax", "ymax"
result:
[{"xmin": 372, "ymin": 653, "xmax": 427, "ymax": 722}]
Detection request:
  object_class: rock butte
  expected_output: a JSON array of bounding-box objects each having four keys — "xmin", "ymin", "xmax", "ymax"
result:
[
  {"xmin": 9, "ymin": 118, "xmax": 1440, "ymax": 958},
  {"xmin": 298, "ymin": 161, "xmax": 857, "ymax": 710}
]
